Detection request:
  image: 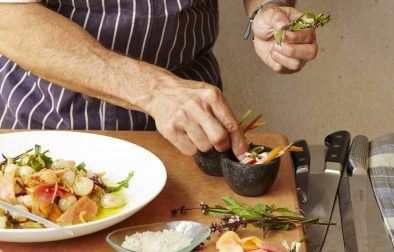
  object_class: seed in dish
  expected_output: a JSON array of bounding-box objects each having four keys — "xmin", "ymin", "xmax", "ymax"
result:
[{"xmin": 0, "ymin": 145, "xmax": 133, "ymax": 229}]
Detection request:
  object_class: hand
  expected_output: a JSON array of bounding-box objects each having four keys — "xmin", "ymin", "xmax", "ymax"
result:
[
  {"xmin": 146, "ymin": 76, "xmax": 249, "ymax": 159},
  {"xmin": 252, "ymin": 4, "xmax": 318, "ymax": 74}
]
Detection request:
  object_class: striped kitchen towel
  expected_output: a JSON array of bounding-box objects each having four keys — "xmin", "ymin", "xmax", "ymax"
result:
[{"xmin": 369, "ymin": 133, "xmax": 394, "ymax": 245}]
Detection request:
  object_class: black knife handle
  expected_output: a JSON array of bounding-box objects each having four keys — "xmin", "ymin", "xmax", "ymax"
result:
[
  {"xmin": 291, "ymin": 140, "xmax": 310, "ymax": 169},
  {"xmin": 324, "ymin": 130, "xmax": 351, "ymax": 166}
]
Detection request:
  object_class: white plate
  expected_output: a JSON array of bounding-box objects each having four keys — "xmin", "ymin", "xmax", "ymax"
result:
[{"xmin": 0, "ymin": 131, "xmax": 167, "ymax": 242}]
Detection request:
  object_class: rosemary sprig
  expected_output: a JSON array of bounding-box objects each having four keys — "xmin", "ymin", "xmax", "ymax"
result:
[
  {"xmin": 171, "ymin": 196, "xmax": 335, "ymax": 237},
  {"xmin": 274, "ymin": 12, "xmax": 331, "ymax": 45}
]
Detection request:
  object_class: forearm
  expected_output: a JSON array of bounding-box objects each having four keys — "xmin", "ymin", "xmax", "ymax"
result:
[
  {"xmin": 0, "ymin": 3, "xmax": 177, "ymax": 113},
  {"xmin": 243, "ymin": 0, "xmax": 292, "ymax": 16}
]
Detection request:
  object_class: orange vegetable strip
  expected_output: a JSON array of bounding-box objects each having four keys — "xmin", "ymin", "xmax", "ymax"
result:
[
  {"xmin": 248, "ymin": 122, "xmax": 265, "ymax": 130},
  {"xmin": 243, "ymin": 114, "xmax": 262, "ymax": 133},
  {"xmin": 262, "ymin": 146, "xmax": 284, "ymax": 164},
  {"xmin": 289, "ymin": 146, "xmax": 303, "ymax": 152}
]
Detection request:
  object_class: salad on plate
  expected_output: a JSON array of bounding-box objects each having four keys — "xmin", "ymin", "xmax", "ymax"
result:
[{"xmin": 0, "ymin": 145, "xmax": 133, "ymax": 229}]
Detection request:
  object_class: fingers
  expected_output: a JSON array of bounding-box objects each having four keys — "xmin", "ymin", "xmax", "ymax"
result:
[
  {"xmin": 185, "ymin": 100, "xmax": 230, "ymax": 152},
  {"xmin": 181, "ymin": 119, "xmax": 212, "ymax": 153},
  {"xmin": 271, "ymin": 49, "xmax": 304, "ymax": 72},
  {"xmin": 282, "ymin": 27, "xmax": 315, "ymax": 44},
  {"xmin": 163, "ymin": 124, "xmax": 197, "ymax": 156},
  {"xmin": 274, "ymin": 42, "xmax": 318, "ymax": 60},
  {"xmin": 203, "ymin": 87, "xmax": 249, "ymax": 159},
  {"xmin": 153, "ymin": 81, "xmax": 248, "ymax": 159}
]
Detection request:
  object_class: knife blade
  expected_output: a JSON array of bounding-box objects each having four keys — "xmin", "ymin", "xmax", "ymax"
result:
[
  {"xmin": 302, "ymin": 130, "xmax": 350, "ymax": 252},
  {"xmin": 291, "ymin": 139, "xmax": 310, "ymax": 204},
  {"xmin": 339, "ymin": 135, "xmax": 369, "ymax": 252},
  {"xmin": 339, "ymin": 135, "xmax": 393, "ymax": 252}
]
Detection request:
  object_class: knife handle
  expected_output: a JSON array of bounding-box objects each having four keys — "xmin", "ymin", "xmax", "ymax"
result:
[
  {"xmin": 324, "ymin": 131, "xmax": 351, "ymax": 166},
  {"xmin": 291, "ymin": 140, "xmax": 310, "ymax": 169},
  {"xmin": 347, "ymin": 135, "xmax": 369, "ymax": 176}
]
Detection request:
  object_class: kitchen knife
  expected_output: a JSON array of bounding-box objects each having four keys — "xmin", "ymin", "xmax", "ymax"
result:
[
  {"xmin": 291, "ymin": 139, "xmax": 310, "ymax": 204},
  {"xmin": 339, "ymin": 135, "xmax": 369, "ymax": 252},
  {"xmin": 303, "ymin": 130, "xmax": 351, "ymax": 252},
  {"xmin": 339, "ymin": 135, "xmax": 393, "ymax": 252}
]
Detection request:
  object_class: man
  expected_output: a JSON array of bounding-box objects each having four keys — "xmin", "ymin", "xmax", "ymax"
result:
[{"xmin": 0, "ymin": 0, "xmax": 317, "ymax": 160}]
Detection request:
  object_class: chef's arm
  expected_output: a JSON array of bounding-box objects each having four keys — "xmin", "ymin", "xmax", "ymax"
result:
[
  {"xmin": 242, "ymin": 0, "xmax": 317, "ymax": 74},
  {"xmin": 0, "ymin": 3, "xmax": 248, "ymax": 158}
]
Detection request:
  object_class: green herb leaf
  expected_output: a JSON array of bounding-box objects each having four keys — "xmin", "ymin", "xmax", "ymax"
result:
[
  {"xmin": 275, "ymin": 207, "xmax": 303, "ymax": 218},
  {"xmin": 302, "ymin": 217, "xmax": 320, "ymax": 229},
  {"xmin": 34, "ymin": 144, "xmax": 41, "ymax": 155},
  {"xmin": 106, "ymin": 171, "xmax": 134, "ymax": 193},
  {"xmin": 227, "ymin": 206, "xmax": 262, "ymax": 219},
  {"xmin": 76, "ymin": 162, "xmax": 87, "ymax": 172},
  {"xmin": 203, "ymin": 208, "xmax": 229, "ymax": 217},
  {"xmin": 274, "ymin": 12, "xmax": 331, "ymax": 46},
  {"xmin": 31, "ymin": 159, "xmax": 43, "ymax": 171},
  {"xmin": 274, "ymin": 28, "xmax": 284, "ymax": 45},
  {"xmin": 222, "ymin": 196, "xmax": 242, "ymax": 207},
  {"xmin": 40, "ymin": 154, "xmax": 53, "ymax": 165}
]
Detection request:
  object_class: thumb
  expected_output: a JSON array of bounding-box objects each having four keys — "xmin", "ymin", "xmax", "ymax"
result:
[
  {"xmin": 254, "ymin": 7, "xmax": 291, "ymax": 40},
  {"xmin": 270, "ymin": 8, "xmax": 290, "ymax": 31}
]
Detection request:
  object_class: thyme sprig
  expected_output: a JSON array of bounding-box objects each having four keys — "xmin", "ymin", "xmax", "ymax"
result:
[
  {"xmin": 172, "ymin": 196, "xmax": 335, "ymax": 237},
  {"xmin": 274, "ymin": 12, "xmax": 331, "ymax": 45}
]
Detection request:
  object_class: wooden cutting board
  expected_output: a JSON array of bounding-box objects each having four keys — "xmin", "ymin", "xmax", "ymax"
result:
[{"xmin": 0, "ymin": 131, "xmax": 305, "ymax": 252}]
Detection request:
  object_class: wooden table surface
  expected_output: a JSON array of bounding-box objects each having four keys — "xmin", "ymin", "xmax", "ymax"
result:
[{"xmin": 0, "ymin": 131, "xmax": 305, "ymax": 252}]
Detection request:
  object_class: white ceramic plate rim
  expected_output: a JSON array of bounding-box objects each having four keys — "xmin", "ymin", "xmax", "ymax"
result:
[{"xmin": 0, "ymin": 131, "xmax": 167, "ymax": 234}]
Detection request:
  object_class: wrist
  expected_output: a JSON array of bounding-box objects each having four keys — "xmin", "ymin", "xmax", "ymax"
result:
[
  {"xmin": 116, "ymin": 58, "xmax": 182, "ymax": 116},
  {"xmin": 244, "ymin": 0, "xmax": 289, "ymax": 40}
]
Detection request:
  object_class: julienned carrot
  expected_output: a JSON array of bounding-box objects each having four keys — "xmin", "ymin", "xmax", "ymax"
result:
[
  {"xmin": 262, "ymin": 144, "xmax": 302, "ymax": 164},
  {"xmin": 248, "ymin": 122, "xmax": 265, "ymax": 131},
  {"xmin": 241, "ymin": 123, "xmax": 264, "ymax": 132},
  {"xmin": 242, "ymin": 114, "xmax": 262, "ymax": 133},
  {"xmin": 262, "ymin": 146, "xmax": 284, "ymax": 164},
  {"xmin": 289, "ymin": 146, "xmax": 303, "ymax": 152}
]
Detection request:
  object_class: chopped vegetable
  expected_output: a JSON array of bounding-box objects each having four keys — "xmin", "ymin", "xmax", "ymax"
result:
[
  {"xmin": 240, "ymin": 143, "xmax": 303, "ymax": 165},
  {"xmin": 76, "ymin": 162, "xmax": 87, "ymax": 172},
  {"xmin": 238, "ymin": 110, "xmax": 264, "ymax": 133},
  {"xmin": 0, "ymin": 145, "xmax": 133, "ymax": 229}
]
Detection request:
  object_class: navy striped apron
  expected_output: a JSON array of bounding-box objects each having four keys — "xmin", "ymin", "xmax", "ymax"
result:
[{"xmin": 0, "ymin": 0, "xmax": 221, "ymax": 130}]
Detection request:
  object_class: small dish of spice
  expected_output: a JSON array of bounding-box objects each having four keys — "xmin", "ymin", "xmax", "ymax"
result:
[{"xmin": 106, "ymin": 221, "xmax": 211, "ymax": 252}]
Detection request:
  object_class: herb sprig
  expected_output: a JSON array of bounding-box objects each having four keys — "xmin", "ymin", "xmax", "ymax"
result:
[
  {"xmin": 105, "ymin": 171, "xmax": 134, "ymax": 193},
  {"xmin": 171, "ymin": 196, "xmax": 335, "ymax": 237},
  {"xmin": 274, "ymin": 12, "xmax": 331, "ymax": 45},
  {"xmin": 8, "ymin": 145, "xmax": 53, "ymax": 171}
]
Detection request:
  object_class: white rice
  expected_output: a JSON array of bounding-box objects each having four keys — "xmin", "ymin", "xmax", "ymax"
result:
[{"xmin": 121, "ymin": 229, "xmax": 192, "ymax": 252}]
